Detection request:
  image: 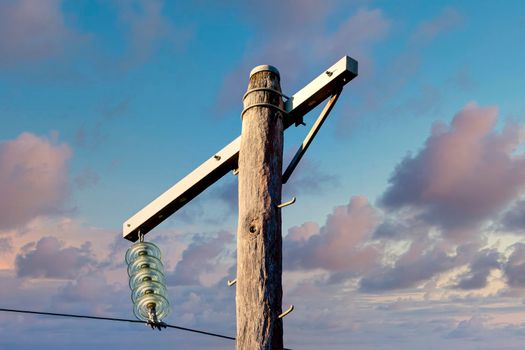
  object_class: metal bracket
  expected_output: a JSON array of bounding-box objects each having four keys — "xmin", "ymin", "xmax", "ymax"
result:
[
  {"xmin": 278, "ymin": 305, "xmax": 294, "ymax": 319},
  {"xmin": 146, "ymin": 304, "xmax": 167, "ymax": 331},
  {"xmin": 242, "ymin": 87, "xmax": 290, "ymax": 101},
  {"xmin": 241, "ymin": 103, "xmax": 288, "ymax": 120},
  {"xmin": 282, "ymin": 89, "xmax": 342, "ymax": 184},
  {"xmin": 146, "ymin": 319, "xmax": 167, "ymax": 331}
]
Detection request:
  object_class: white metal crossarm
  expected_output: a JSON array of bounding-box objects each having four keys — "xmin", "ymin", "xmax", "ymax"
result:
[{"xmin": 123, "ymin": 56, "xmax": 358, "ymax": 241}]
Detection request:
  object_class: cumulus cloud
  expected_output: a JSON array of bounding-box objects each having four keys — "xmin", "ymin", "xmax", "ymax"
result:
[
  {"xmin": 357, "ymin": 103, "xmax": 525, "ymax": 291},
  {"xmin": 285, "ymin": 196, "xmax": 381, "ymax": 274},
  {"xmin": 279, "ymin": 104, "xmax": 525, "ymax": 293},
  {"xmin": 0, "ymin": 133, "xmax": 71, "ymax": 230},
  {"xmin": 55, "ymin": 272, "xmax": 128, "ymax": 316},
  {"xmin": 500, "ymin": 199, "xmax": 525, "ymax": 234},
  {"xmin": 380, "ymin": 103, "xmax": 525, "ymax": 234},
  {"xmin": 287, "ymin": 221, "xmax": 320, "ymax": 242},
  {"xmin": 167, "ymin": 231, "xmax": 233, "ymax": 286},
  {"xmin": 15, "ymin": 236, "xmax": 95, "ymax": 279},
  {"xmin": 502, "ymin": 243, "xmax": 525, "ymax": 288},
  {"xmin": 454, "ymin": 248, "xmax": 501, "ymax": 290},
  {"xmin": 359, "ymin": 238, "xmax": 460, "ymax": 292}
]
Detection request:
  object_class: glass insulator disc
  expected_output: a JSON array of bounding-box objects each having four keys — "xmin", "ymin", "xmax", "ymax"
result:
[
  {"xmin": 131, "ymin": 280, "xmax": 168, "ymax": 303},
  {"xmin": 127, "ymin": 255, "xmax": 164, "ymax": 277},
  {"xmin": 125, "ymin": 241, "xmax": 161, "ymax": 264},
  {"xmin": 129, "ymin": 267, "xmax": 166, "ymax": 290},
  {"xmin": 133, "ymin": 293, "xmax": 171, "ymax": 322}
]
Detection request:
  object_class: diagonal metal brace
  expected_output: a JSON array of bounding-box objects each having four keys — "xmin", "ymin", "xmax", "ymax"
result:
[{"xmin": 282, "ymin": 89, "xmax": 342, "ymax": 184}]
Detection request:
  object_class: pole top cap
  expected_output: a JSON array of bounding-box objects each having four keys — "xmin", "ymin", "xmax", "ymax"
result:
[{"xmin": 250, "ymin": 65, "xmax": 280, "ymax": 79}]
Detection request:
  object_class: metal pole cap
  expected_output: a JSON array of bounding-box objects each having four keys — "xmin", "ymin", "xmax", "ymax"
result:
[{"xmin": 250, "ymin": 65, "xmax": 280, "ymax": 79}]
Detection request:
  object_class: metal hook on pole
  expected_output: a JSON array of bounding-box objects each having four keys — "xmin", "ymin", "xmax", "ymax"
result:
[
  {"xmin": 277, "ymin": 197, "xmax": 296, "ymax": 209},
  {"xmin": 278, "ymin": 305, "xmax": 294, "ymax": 319},
  {"xmin": 227, "ymin": 279, "xmax": 237, "ymax": 287}
]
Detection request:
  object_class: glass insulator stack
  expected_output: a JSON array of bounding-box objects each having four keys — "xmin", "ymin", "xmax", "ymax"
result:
[{"xmin": 126, "ymin": 241, "xmax": 170, "ymax": 324}]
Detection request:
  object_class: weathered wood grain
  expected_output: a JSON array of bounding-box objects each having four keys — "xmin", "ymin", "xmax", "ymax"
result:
[{"xmin": 236, "ymin": 68, "xmax": 284, "ymax": 350}]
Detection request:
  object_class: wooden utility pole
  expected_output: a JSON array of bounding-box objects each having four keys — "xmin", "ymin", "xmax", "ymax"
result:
[
  {"xmin": 236, "ymin": 65, "xmax": 284, "ymax": 350},
  {"xmin": 123, "ymin": 56, "xmax": 357, "ymax": 349}
]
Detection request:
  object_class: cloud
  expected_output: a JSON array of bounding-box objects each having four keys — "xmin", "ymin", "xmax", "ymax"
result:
[
  {"xmin": 167, "ymin": 231, "xmax": 233, "ymax": 286},
  {"xmin": 55, "ymin": 272, "xmax": 128, "ymax": 316},
  {"xmin": 500, "ymin": 199, "xmax": 525, "ymax": 234},
  {"xmin": 287, "ymin": 221, "xmax": 320, "ymax": 242},
  {"xmin": 278, "ymin": 104, "xmax": 525, "ymax": 293},
  {"xmin": 15, "ymin": 236, "xmax": 96, "ymax": 279},
  {"xmin": 0, "ymin": 0, "xmax": 82, "ymax": 66},
  {"xmin": 0, "ymin": 133, "xmax": 71, "ymax": 230},
  {"xmin": 447, "ymin": 316, "xmax": 488, "ymax": 340},
  {"xmin": 0, "ymin": 237, "xmax": 13, "ymax": 254},
  {"xmin": 411, "ymin": 7, "xmax": 463, "ymax": 45},
  {"xmin": 380, "ymin": 103, "xmax": 525, "ymax": 234},
  {"xmin": 359, "ymin": 238, "xmax": 460, "ymax": 292},
  {"xmin": 454, "ymin": 248, "xmax": 501, "ymax": 290},
  {"xmin": 502, "ymin": 243, "xmax": 525, "ymax": 288},
  {"xmin": 285, "ymin": 196, "xmax": 381, "ymax": 273}
]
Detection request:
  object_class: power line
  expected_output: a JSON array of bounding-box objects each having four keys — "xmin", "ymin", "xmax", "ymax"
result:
[
  {"xmin": 0, "ymin": 307, "xmax": 234, "ymax": 340},
  {"xmin": 0, "ymin": 307, "xmax": 294, "ymax": 349}
]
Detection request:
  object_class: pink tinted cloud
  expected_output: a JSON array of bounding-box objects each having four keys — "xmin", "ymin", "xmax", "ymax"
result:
[
  {"xmin": 0, "ymin": 237, "xmax": 12, "ymax": 254},
  {"xmin": 15, "ymin": 236, "xmax": 95, "ymax": 279},
  {"xmin": 285, "ymin": 196, "xmax": 381, "ymax": 273},
  {"xmin": 0, "ymin": 132, "xmax": 71, "ymax": 229},
  {"xmin": 167, "ymin": 231, "xmax": 233, "ymax": 286},
  {"xmin": 381, "ymin": 103, "xmax": 525, "ymax": 232},
  {"xmin": 0, "ymin": 0, "xmax": 78, "ymax": 65},
  {"xmin": 287, "ymin": 221, "xmax": 320, "ymax": 242}
]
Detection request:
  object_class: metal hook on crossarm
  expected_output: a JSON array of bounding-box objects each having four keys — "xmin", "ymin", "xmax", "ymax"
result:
[{"xmin": 282, "ymin": 89, "xmax": 342, "ymax": 184}]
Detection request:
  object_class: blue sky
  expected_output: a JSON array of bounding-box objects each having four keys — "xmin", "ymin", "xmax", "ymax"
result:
[{"xmin": 2, "ymin": 1, "xmax": 525, "ymax": 349}]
